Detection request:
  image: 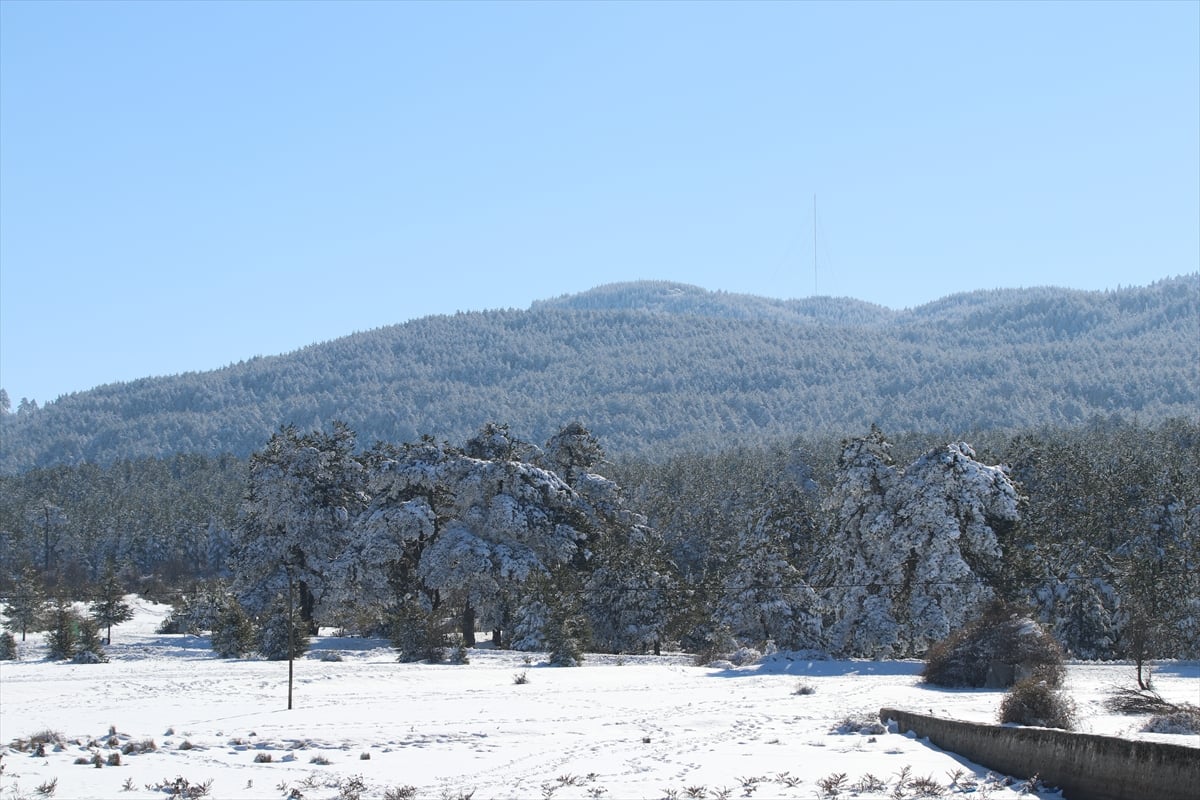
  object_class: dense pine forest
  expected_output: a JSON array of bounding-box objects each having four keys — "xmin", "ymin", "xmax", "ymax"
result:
[
  {"xmin": 1, "ymin": 276, "xmax": 1196, "ymax": 472},
  {"xmin": 0, "ymin": 278, "xmax": 1196, "ymax": 662},
  {"xmin": 1, "ymin": 416, "xmax": 1196, "ymax": 662}
]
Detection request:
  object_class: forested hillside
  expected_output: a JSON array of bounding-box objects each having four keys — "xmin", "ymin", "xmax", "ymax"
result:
[
  {"xmin": 1, "ymin": 276, "xmax": 1196, "ymax": 473},
  {"xmin": 2, "ymin": 417, "xmax": 1196, "ymax": 661}
]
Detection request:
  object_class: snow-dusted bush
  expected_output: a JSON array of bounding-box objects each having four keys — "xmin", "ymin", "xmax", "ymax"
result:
[
  {"xmin": 998, "ymin": 678, "xmax": 1075, "ymax": 730},
  {"xmin": 73, "ymin": 648, "xmax": 105, "ymax": 664},
  {"xmin": 1142, "ymin": 707, "xmax": 1200, "ymax": 735},
  {"xmin": 210, "ymin": 598, "xmax": 256, "ymax": 658},
  {"xmin": 728, "ymin": 646, "xmax": 762, "ymax": 667},
  {"xmin": 922, "ymin": 602, "xmax": 1064, "ymax": 688},
  {"xmin": 831, "ymin": 713, "xmax": 886, "ymax": 735},
  {"xmin": 390, "ymin": 601, "xmax": 447, "ymax": 664},
  {"xmin": 0, "ymin": 631, "xmax": 16, "ymax": 660},
  {"xmin": 73, "ymin": 616, "xmax": 108, "ymax": 663},
  {"xmin": 158, "ymin": 588, "xmax": 221, "ymax": 635},
  {"xmin": 13, "ymin": 729, "xmax": 64, "ymax": 754}
]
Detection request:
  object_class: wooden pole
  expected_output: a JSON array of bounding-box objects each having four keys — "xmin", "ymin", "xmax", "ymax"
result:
[{"xmin": 287, "ymin": 574, "xmax": 294, "ymax": 710}]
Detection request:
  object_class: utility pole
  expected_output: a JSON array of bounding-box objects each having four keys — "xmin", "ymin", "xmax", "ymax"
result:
[{"xmin": 287, "ymin": 567, "xmax": 295, "ymax": 711}]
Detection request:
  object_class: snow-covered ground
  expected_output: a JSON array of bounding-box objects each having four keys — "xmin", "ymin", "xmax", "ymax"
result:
[{"xmin": 1, "ymin": 598, "xmax": 1196, "ymax": 800}]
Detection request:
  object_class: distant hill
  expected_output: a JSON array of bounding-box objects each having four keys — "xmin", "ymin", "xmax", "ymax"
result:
[{"xmin": 1, "ymin": 276, "xmax": 1196, "ymax": 473}]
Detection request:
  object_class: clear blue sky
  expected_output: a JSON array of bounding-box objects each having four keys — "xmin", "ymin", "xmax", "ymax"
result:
[{"xmin": 2, "ymin": 0, "xmax": 1197, "ymax": 405}]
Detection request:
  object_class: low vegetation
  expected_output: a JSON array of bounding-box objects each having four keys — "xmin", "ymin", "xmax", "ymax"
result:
[
  {"xmin": 1106, "ymin": 685, "xmax": 1200, "ymax": 736},
  {"xmin": 998, "ymin": 678, "xmax": 1076, "ymax": 730},
  {"xmin": 922, "ymin": 602, "xmax": 1065, "ymax": 689}
]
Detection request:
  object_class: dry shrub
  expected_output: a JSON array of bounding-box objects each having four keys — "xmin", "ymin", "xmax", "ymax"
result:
[
  {"xmin": 1142, "ymin": 706, "xmax": 1200, "ymax": 735},
  {"xmin": 999, "ymin": 678, "xmax": 1075, "ymax": 730},
  {"xmin": 923, "ymin": 601, "xmax": 1064, "ymax": 688},
  {"xmin": 1105, "ymin": 686, "xmax": 1175, "ymax": 714}
]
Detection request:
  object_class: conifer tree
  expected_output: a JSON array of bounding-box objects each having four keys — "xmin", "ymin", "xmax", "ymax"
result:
[
  {"xmin": 2, "ymin": 566, "xmax": 47, "ymax": 641},
  {"xmin": 819, "ymin": 427, "xmax": 903, "ymax": 657},
  {"xmin": 390, "ymin": 599, "xmax": 447, "ymax": 663},
  {"xmin": 235, "ymin": 423, "xmax": 366, "ymax": 630},
  {"xmin": 88, "ymin": 564, "xmax": 133, "ymax": 643},
  {"xmin": 257, "ymin": 593, "xmax": 310, "ymax": 661},
  {"xmin": 73, "ymin": 616, "xmax": 108, "ymax": 663},
  {"xmin": 821, "ymin": 430, "xmax": 1019, "ymax": 657},
  {"xmin": 210, "ymin": 594, "xmax": 256, "ymax": 658},
  {"xmin": 713, "ymin": 516, "xmax": 822, "ymax": 652},
  {"xmin": 544, "ymin": 596, "xmax": 586, "ymax": 667},
  {"xmin": 46, "ymin": 599, "xmax": 79, "ymax": 660}
]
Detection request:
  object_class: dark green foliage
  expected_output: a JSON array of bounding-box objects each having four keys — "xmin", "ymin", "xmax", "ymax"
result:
[
  {"xmin": 73, "ymin": 615, "xmax": 108, "ymax": 663},
  {"xmin": 922, "ymin": 602, "xmax": 1065, "ymax": 688},
  {"xmin": 257, "ymin": 594, "xmax": 310, "ymax": 661},
  {"xmin": 544, "ymin": 603, "xmax": 586, "ymax": 667},
  {"xmin": 209, "ymin": 595, "xmax": 256, "ymax": 658},
  {"xmin": 158, "ymin": 585, "xmax": 223, "ymax": 635},
  {"xmin": 998, "ymin": 678, "xmax": 1075, "ymax": 730},
  {"xmin": 390, "ymin": 602, "xmax": 447, "ymax": 664},
  {"xmin": 0, "ymin": 453, "xmax": 243, "ymax": 596},
  {"xmin": 1, "ymin": 566, "xmax": 47, "ymax": 641},
  {"xmin": 0, "ymin": 630, "xmax": 16, "ymax": 660},
  {"xmin": 46, "ymin": 600, "xmax": 80, "ymax": 660},
  {"xmin": 88, "ymin": 565, "xmax": 133, "ymax": 643}
]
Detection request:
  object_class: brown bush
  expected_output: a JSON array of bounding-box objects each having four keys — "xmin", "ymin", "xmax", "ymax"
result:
[
  {"xmin": 999, "ymin": 678, "xmax": 1075, "ymax": 730},
  {"xmin": 922, "ymin": 601, "xmax": 1065, "ymax": 688}
]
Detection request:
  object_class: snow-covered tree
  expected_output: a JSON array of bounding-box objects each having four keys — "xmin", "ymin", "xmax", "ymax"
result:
[
  {"xmin": 45, "ymin": 599, "xmax": 78, "ymax": 660},
  {"xmin": 390, "ymin": 597, "xmax": 449, "ymax": 663},
  {"xmin": 822, "ymin": 430, "xmax": 1019, "ymax": 657},
  {"xmin": 713, "ymin": 514, "xmax": 822, "ymax": 652},
  {"xmin": 544, "ymin": 597, "xmax": 586, "ymax": 667},
  {"xmin": 541, "ymin": 423, "xmax": 675, "ymax": 654},
  {"xmin": 1112, "ymin": 492, "xmax": 1200, "ymax": 685},
  {"xmin": 73, "ymin": 615, "xmax": 107, "ymax": 663},
  {"xmin": 581, "ymin": 531, "xmax": 673, "ymax": 654},
  {"xmin": 885, "ymin": 441, "xmax": 1017, "ymax": 655},
  {"xmin": 464, "ymin": 422, "xmax": 541, "ymax": 463},
  {"xmin": 1029, "ymin": 545, "xmax": 1119, "ymax": 660},
  {"xmin": 413, "ymin": 444, "xmax": 586, "ymax": 646},
  {"xmin": 820, "ymin": 427, "xmax": 904, "ymax": 657},
  {"xmin": 544, "ymin": 421, "xmax": 605, "ymax": 486},
  {"xmin": 346, "ymin": 428, "xmax": 589, "ymax": 647},
  {"xmin": 234, "ymin": 423, "xmax": 366, "ymax": 629}
]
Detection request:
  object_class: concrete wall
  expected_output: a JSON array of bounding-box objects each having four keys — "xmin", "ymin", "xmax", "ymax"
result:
[{"xmin": 880, "ymin": 708, "xmax": 1200, "ymax": 800}]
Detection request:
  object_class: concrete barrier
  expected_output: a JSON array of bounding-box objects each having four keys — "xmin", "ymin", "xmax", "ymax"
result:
[{"xmin": 880, "ymin": 707, "xmax": 1200, "ymax": 800}]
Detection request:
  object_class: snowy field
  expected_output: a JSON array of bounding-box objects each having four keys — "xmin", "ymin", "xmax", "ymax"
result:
[{"xmin": 1, "ymin": 598, "xmax": 1196, "ymax": 800}]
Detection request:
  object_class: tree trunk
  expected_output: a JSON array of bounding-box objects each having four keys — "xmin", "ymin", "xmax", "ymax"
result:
[
  {"xmin": 298, "ymin": 580, "xmax": 318, "ymax": 635},
  {"xmin": 492, "ymin": 628, "xmax": 503, "ymax": 647},
  {"xmin": 461, "ymin": 603, "xmax": 476, "ymax": 647}
]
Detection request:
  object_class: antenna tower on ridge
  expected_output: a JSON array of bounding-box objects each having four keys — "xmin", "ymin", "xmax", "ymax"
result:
[{"xmin": 812, "ymin": 194, "xmax": 818, "ymax": 297}]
